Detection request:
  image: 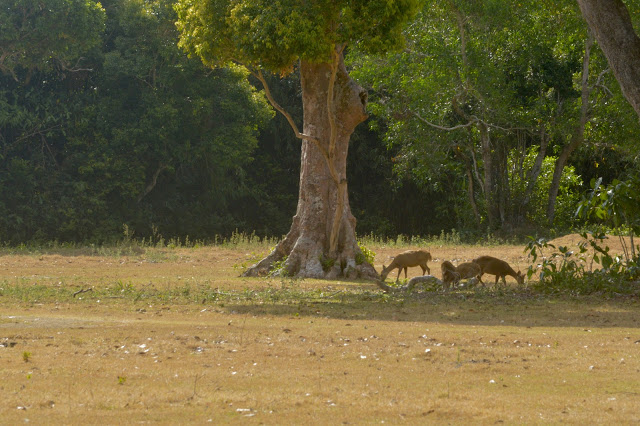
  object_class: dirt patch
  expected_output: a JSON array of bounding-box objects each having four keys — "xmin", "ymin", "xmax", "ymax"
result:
[{"xmin": 549, "ymin": 233, "xmax": 636, "ymax": 254}]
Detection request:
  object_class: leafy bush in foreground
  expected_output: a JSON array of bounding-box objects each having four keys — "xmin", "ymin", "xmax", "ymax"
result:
[{"xmin": 525, "ymin": 232, "xmax": 640, "ymax": 296}]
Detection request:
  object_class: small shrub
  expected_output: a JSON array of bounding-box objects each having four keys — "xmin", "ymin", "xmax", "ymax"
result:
[
  {"xmin": 269, "ymin": 256, "xmax": 289, "ymax": 277},
  {"xmin": 356, "ymin": 243, "xmax": 376, "ymax": 266},
  {"xmin": 319, "ymin": 255, "xmax": 336, "ymax": 272}
]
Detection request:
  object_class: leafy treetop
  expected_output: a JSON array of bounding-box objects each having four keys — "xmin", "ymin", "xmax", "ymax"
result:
[{"xmin": 175, "ymin": 0, "xmax": 421, "ymax": 72}]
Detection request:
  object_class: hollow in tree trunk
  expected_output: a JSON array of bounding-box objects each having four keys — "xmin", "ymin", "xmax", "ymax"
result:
[{"xmin": 243, "ymin": 51, "xmax": 378, "ymax": 280}]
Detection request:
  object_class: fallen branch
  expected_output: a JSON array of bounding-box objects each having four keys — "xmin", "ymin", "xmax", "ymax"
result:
[{"xmin": 72, "ymin": 288, "xmax": 93, "ymax": 298}]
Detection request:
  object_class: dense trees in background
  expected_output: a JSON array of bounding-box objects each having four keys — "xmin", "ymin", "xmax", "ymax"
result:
[
  {"xmin": 0, "ymin": 0, "xmax": 273, "ymax": 242},
  {"xmin": 349, "ymin": 0, "xmax": 640, "ymax": 234},
  {"xmin": 1, "ymin": 0, "xmax": 640, "ymax": 244}
]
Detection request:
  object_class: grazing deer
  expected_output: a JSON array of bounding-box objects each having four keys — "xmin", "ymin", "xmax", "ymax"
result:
[
  {"xmin": 472, "ymin": 255, "xmax": 524, "ymax": 286},
  {"xmin": 441, "ymin": 261, "xmax": 481, "ymax": 290},
  {"xmin": 380, "ymin": 250, "xmax": 432, "ymax": 282}
]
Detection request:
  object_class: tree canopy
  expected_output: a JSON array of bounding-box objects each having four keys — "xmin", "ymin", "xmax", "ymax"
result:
[{"xmin": 175, "ymin": 0, "xmax": 420, "ymax": 72}]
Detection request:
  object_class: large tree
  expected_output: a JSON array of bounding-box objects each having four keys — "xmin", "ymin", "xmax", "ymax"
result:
[
  {"xmin": 175, "ymin": 0, "xmax": 419, "ymax": 279},
  {"xmin": 577, "ymin": 0, "xmax": 640, "ymax": 119}
]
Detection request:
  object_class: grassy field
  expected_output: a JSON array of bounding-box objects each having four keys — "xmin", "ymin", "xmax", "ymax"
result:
[{"xmin": 1, "ymin": 236, "xmax": 639, "ymax": 424}]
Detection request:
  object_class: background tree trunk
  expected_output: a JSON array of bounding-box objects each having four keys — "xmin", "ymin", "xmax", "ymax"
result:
[
  {"xmin": 478, "ymin": 123, "xmax": 498, "ymax": 228},
  {"xmin": 243, "ymin": 52, "xmax": 378, "ymax": 280},
  {"xmin": 577, "ymin": 0, "xmax": 640, "ymax": 118}
]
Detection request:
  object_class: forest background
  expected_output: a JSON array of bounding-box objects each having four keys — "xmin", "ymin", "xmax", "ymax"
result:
[{"xmin": 2, "ymin": 0, "xmax": 640, "ymax": 245}]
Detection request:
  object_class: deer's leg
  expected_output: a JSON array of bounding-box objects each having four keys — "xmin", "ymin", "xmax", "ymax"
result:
[{"xmin": 477, "ymin": 273, "xmax": 485, "ymax": 286}]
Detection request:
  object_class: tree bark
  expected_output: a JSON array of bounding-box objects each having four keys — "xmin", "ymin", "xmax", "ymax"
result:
[
  {"xmin": 478, "ymin": 122, "xmax": 498, "ymax": 228},
  {"xmin": 243, "ymin": 50, "xmax": 378, "ymax": 280},
  {"xmin": 522, "ymin": 128, "xmax": 549, "ymax": 209},
  {"xmin": 577, "ymin": 0, "xmax": 640, "ymax": 118}
]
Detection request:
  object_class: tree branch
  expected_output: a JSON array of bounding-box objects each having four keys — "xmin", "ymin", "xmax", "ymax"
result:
[
  {"xmin": 137, "ymin": 164, "xmax": 168, "ymax": 203},
  {"xmin": 411, "ymin": 110, "xmax": 477, "ymax": 131},
  {"xmin": 250, "ymin": 68, "xmax": 320, "ymax": 146}
]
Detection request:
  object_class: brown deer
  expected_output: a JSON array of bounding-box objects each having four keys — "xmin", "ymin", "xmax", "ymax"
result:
[
  {"xmin": 441, "ymin": 261, "xmax": 481, "ymax": 290},
  {"xmin": 472, "ymin": 255, "xmax": 524, "ymax": 286},
  {"xmin": 380, "ymin": 250, "xmax": 432, "ymax": 282}
]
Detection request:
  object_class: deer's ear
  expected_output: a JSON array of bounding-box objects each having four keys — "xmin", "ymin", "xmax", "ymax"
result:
[{"xmin": 382, "ymin": 265, "xmax": 386, "ymax": 269}]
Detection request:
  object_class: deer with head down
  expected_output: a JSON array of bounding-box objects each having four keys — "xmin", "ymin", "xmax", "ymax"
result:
[
  {"xmin": 380, "ymin": 250, "xmax": 432, "ymax": 282},
  {"xmin": 472, "ymin": 255, "xmax": 524, "ymax": 286}
]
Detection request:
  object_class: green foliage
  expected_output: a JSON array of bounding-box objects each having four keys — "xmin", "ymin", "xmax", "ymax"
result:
[
  {"xmin": 0, "ymin": 0, "xmax": 105, "ymax": 80},
  {"xmin": 356, "ymin": 243, "xmax": 376, "ymax": 266},
  {"xmin": 525, "ymin": 233, "xmax": 640, "ymax": 296},
  {"xmin": 175, "ymin": 0, "xmax": 420, "ymax": 72},
  {"xmin": 509, "ymin": 147, "xmax": 582, "ymax": 228},
  {"xmin": 269, "ymin": 256, "xmax": 289, "ymax": 277},
  {"xmin": 0, "ymin": 0, "xmax": 274, "ymax": 243},
  {"xmin": 3, "ymin": 0, "xmax": 640, "ymax": 245},
  {"xmin": 349, "ymin": 0, "xmax": 639, "ymax": 233},
  {"xmin": 319, "ymin": 254, "xmax": 336, "ymax": 272},
  {"xmin": 577, "ymin": 177, "xmax": 640, "ymax": 236}
]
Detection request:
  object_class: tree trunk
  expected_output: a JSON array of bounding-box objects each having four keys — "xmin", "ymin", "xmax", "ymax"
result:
[
  {"xmin": 577, "ymin": 0, "xmax": 640, "ymax": 118},
  {"xmin": 478, "ymin": 122, "xmax": 498, "ymax": 228},
  {"xmin": 243, "ymin": 51, "xmax": 378, "ymax": 280},
  {"xmin": 463, "ymin": 157, "xmax": 481, "ymax": 225},
  {"xmin": 522, "ymin": 128, "xmax": 549, "ymax": 208}
]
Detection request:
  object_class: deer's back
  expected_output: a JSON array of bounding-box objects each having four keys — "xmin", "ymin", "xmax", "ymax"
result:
[
  {"xmin": 473, "ymin": 256, "xmax": 514, "ymax": 275},
  {"xmin": 393, "ymin": 250, "xmax": 432, "ymax": 266},
  {"xmin": 456, "ymin": 262, "xmax": 481, "ymax": 278}
]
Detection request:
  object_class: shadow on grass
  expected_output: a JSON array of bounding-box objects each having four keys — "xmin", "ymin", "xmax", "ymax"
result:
[
  {"xmin": 1, "ymin": 279, "xmax": 639, "ymax": 329},
  {"xmin": 219, "ymin": 283, "xmax": 640, "ymax": 329}
]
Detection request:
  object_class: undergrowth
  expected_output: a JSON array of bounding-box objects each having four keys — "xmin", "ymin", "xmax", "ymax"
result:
[{"xmin": 525, "ymin": 231, "xmax": 640, "ymax": 296}]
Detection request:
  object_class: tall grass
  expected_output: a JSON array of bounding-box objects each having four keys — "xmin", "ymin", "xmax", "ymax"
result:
[
  {"xmin": 0, "ymin": 229, "xmax": 281, "ymax": 257},
  {"xmin": 357, "ymin": 228, "xmax": 513, "ymax": 247},
  {"xmin": 0, "ymin": 227, "xmax": 524, "ymax": 258}
]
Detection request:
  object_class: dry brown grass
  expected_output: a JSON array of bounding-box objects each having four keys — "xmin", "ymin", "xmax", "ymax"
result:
[{"xmin": 1, "ymin": 237, "xmax": 639, "ymax": 424}]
